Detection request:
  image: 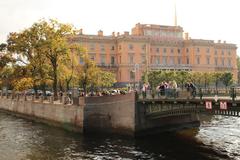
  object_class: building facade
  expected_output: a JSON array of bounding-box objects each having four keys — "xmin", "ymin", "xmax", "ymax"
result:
[{"xmin": 70, "ymin": 23, "xmax": 238, "ymax": 86}]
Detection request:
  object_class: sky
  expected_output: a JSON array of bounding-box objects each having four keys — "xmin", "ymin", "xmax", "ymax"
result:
[{"xmin": 0, "ymin": 0, "xmax": 240, "ymax": 54}]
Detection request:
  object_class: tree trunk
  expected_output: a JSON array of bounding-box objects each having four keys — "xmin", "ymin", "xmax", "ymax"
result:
[{"xmin": 53, "ymin": 65, "xmax": 58, "ymax": 100}]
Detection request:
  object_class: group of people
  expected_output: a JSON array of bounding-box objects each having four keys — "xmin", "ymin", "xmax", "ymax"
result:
[
  {"xmin": 185, "ymin": 82, "xmax": 197, "ymax": 97},
  {"xmin": 141, "ymin": 81, "xmax": 197, "ymax": 98}
]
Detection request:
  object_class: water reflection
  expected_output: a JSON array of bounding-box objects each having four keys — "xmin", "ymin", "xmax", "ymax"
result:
[{"xmin": 0, "ymin": 112, "xmax": 238, "ymax": 160}]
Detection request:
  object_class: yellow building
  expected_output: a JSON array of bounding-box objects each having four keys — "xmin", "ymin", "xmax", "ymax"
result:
[{"xmin": 70, "ymin": 23, "xmax": 237, "ymax": 87}]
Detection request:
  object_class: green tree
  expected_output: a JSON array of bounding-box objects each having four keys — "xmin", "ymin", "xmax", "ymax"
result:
[
  {"xmin": 221, "ymin": 72, "xmax": 233, "ymax": 88},
  {"xmin": 175, "ymin": 71, "xmax": 190, "ymax": 89},
  {"xmin": 213, "ymin": 72, "xmax": 223, "ymax": 90}
]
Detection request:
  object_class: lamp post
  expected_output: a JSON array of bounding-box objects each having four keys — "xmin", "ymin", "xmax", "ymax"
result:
[{"xmin": 132, "ymin": 63, "xmax": 139, "ymax": 90}]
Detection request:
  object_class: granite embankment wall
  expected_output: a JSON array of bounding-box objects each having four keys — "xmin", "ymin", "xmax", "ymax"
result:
[
  {"xmin": 0, "ymin": 97, "xmax": 84, "ymax": 132},
  {"xmin": 0, "ymin": 93, "xmax": 136, "ymax": 136},
  {"xmin": 84, "ymin": 92, "xmax": 136, "ymax": 136}
]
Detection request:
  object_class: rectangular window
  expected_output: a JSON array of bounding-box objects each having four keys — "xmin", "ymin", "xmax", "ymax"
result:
[
  {"xmin": 142, "ymin": 44, "xmax": 146, "ymax": 51},
  {"xmin": 195, "ymin": 56, "xmax": 200, "ymax": 64},
  {"xmin": 129, "ymin": 44, "xmax": 134, "ymax": 50},
  {"xmin": 215, "ymin": 58, "xmax": 218, "ymax": 66},
  {"xmin": 111, "ymin": 56, "xmax": 115, "ymax": 65},
  {"xmin": 178, "ymin": 57, "xmax": 181, "ymax": 64},
  {"xmin": 186, "ymin": 57, "xmax": 189, "ymax": 64},
  {"xmin": 156, "ymin": 56, "xmax": 160, "ymax": 64},
  {"xmin": 221, "ymin": 58, "xmax": 224, "ymax": 66},
  {"xmin": 156, "ymin": 48, "xmax": 159, "ymax": 53},
  {"xmin": 215, "ymin": 50, "xmax": 218, "ymax": 55},
  {"xmin": 163, "ymin": 48, "xmax": 167, "ymax": 54},
  {"xmin": 228, "ymin": 58, "xmax": 231, "ymax": 66},
  {"xmin": 222, "ymin": 50, "xmax": 224, "ymax": 55},
  {"xmin": 129, "ymin": 54, "xmax": 134, "ymax": 63},
  {"xmin": 111, "ymin": 46, "xmax": 115, "ymax": 50},
  {"xmin": 141, "ymin": 55, "xmax": 146, "ymax": 64},
  {"xmin": 100, "ymin": 44, "xmax": 105, "ymax": 51},
  {"xmin": 228, "ymin": 51, "xmax": 231, "ymax": 56},
  {"xmin": 177, "ymin": 48, "xmax": 181, "ymax": 54},
  {"xmin": 162, "ymin": 56, "xmax": 167, "ymax": 65},
  {"xmin": 206, "ymin": 48, "xmax": 210, "ymax": 53},
  {"xmin": 90, "ymin": 43, "xmax": 95, "ymax": 51},
  {"xmin": 186, "ymin": 48, "xmax": 189, "ymax": 53},
  {"xmin": 118, "ymin": 45, "xmax": 121, "ymax": 50},
  {"xmin": 170, "ymin": 48, "xmax": 174, "ymax": 54},
  {"xmin": 100, "ymin": 55, "xmax": 106, "ymax": 64},
  {"xmin": 170, "ymin": 57, "xmax": 174, "ymax": 65},
  {"xmin": 196, "ymin": 47, "xmax": 200, "ymax": 53},
  {"xmin": 206, "ymin": 56, "xmax": 210, "ymax": 65},
  {"xmin": 130, "ymin": 71, "xmax": 135, "ymax": 81},
  {"xmin": 90, "ymin": 55, "xmax": 95, "ymax": 61},
  {"xmin": 79, "ymin": 57, "xmax": 84, "ymax": 64}
]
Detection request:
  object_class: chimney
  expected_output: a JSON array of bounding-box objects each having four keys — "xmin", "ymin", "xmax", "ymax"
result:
[
  {"xmin": 117, "ymin": 32, "xmax": 120, "ymax": 36},
  {"xmin": 218, "ymin": 40, "xmax": 221, "ymax": 43},
  {"xmin": 98, "ymin": 30, "xmax": 103, "ymax": 36},
  {"xmin": 124, "ymin": 31, "xmax": 129, "ymax": 36},
  {"xmin": 112, "ymin": 32, "xmax": 115, "ymax": 37},
  {"xmin": 184, "ymin": 33, "xmax": 189, "ymax": 40},
  {"xmin": 223, "ymin": 40, "xmax": 226, "ymax": 43},
  {"xmin": 79, "ymin": 28, "xmax": 83, "ymax": 35}
]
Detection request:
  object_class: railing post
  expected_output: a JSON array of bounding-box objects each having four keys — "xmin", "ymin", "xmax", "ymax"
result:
[
  {"xmin": 230, "ymin": 87, "xmax": 236, "ymax": 101},
  {"xmin": 199, "ymin": 88, "xmax": 203, "ymax": 101}
]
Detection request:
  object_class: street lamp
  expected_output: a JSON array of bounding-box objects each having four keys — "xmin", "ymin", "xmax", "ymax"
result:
[{"xmin": 132, "ymin": 63, "xmax": 139, "ymax": 90}]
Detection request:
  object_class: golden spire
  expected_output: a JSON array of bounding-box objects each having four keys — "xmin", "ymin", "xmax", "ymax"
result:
[{"xmin": 174, "ymin": 1, "xmax": 177, "ymax": 26}]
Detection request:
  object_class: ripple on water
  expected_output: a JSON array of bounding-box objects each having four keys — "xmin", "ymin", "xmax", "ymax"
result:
[{"xmin": 197, "ymin": 115, "xmax": 240, "ymax": 160}]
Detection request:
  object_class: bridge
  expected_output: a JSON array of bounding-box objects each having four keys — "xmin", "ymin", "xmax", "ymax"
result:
[{"xmin": 136, "ymin": 88, "xmax": 240, "ymax": 119}]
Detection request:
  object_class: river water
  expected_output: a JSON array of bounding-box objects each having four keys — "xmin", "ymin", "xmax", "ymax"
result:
[{"xmin": 0, "ymin": 112, "xmax": 239, "ymax": 160}]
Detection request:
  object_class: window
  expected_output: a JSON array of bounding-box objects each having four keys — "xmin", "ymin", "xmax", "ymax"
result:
[
  {"xmin": 178, "ymin": 57, "xmax": 181, "ymax": 64},
  {"xmin": 100, "ymin": 55, "xmax": 106, "ymax": 64},
  {"xmin": 111, "ymin": 56, "xmax": 115, "ymax": 65},
  {"xmin": 79, "ymin": 57, "xmax": 84, "ymax": 64},
  {"xmin": 130, "ymin": 71, "xmax": 135, "ymax": 81},
  {"xmin": 100, "ymin": 44, "xmax": 105, "ymax": 51},
  {"xmin": 129, "ymin": 44, "xmax": 134, "ymax": 50},
  {"xmin": 215, "ymin": 58, "xmax": 218, "ymax": 66},
  {"xmin": 119, "ymin": 56, "xmax": 121, "ymax": 64},
  {"xmin": 163, "ymin": 48, "xmax": 167, "ymax": 54},
  {"xmin": 162, "ymin": 56, "xmax": 167, "ymax": 65},
  {"xmin": 206, "ymin": 56, "xmax": 210, "ymax": 65},
  {"xmin": 206, "ymin": 48, "xmax": 210, "ymax": 53},
  {"xmin": 118, "ymin": 45, "xmax": 121, "ymax": 50},
  {"xmin": 170, "ymin": 48, "xmax": 174, "ymax": 54},
  {"xmin": 196, "ymin": 48, "xmax": 200, "ymax": 53},
  {"xmin": 215, "ymin": 50, "xmax": 218, "ymax": 55},
  {"xmin": 90, "ymin": 43, "xmax": 95, "ymax": 51},
  {"xmin": 186, "ymin": 57, "xmax": 189, "ymax": 64},
  {"xmin": 156, "ymin": 56, "xmax": 160, "ymax": 64},
  {"xmin": 90, "ymin": 55, "xmax": 95, "ymax": 61},
  {"xmin": 221, "ymin": 58, "xmax": 224, "ymax": 66},
  {"xmin": 228, "ymin": 58, "xmax": 231, "ymax": 66},
  {"xmin": 141, "ymin": 55, "xmax": 146, "ymax": 64},
  {"xmin": 177, "ymin": 48, "xmax": 181, "ymax": 54},
  {"xmin": 170, "ymin": 57, "xmax": 174, "ymax": 65},
  {"xmin": 129, "ymin": 54, "xmax": 134, "ymax": 63},
  {"xmin": 228, "ymin": 51, "xmax": 231, "ymax": 56},
  {"xmin": 111, "ymin": 46, "xmax": 115, "ymax": 50},
  {"xmin": 222, "ymin": 50, "xmax": 224, "ymax": 55},
  {"xmin": 196, "ymin": 56, "xmax": 200, "ymax": 64},
  {"xmin": 156, "ymin": 48, "xmax": 159, "ymax": 53},
  {"xmin": 142, "ymin": 44, "xmax": 146, "ymax": 51},
  {"xmin": 186, "ymin": 48, "xmax": 189, "ymax": 53}
]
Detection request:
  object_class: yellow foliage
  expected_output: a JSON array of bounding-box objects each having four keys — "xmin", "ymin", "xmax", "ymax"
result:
[{"xmin": 14, "ymin": 78, "xmax": 33, "ymax": 91}]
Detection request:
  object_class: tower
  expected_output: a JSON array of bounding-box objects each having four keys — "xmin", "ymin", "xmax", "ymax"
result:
[{"xmin": 174, "ymin": 1, "xmax": 177, "ymax": 26}]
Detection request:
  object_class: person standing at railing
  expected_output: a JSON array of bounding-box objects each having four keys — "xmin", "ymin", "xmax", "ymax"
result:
[{"xmin": 190, "ymin": 82, "xmax": 197, "ymax": 98}]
